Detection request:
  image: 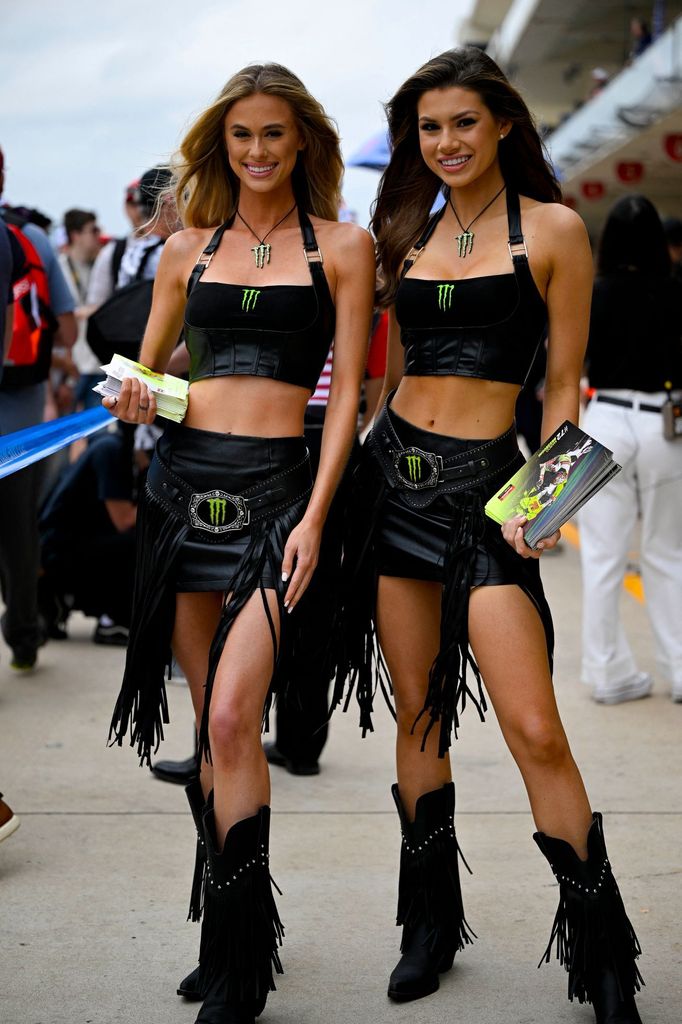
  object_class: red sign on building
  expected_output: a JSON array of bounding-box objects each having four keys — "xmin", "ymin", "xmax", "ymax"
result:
[{"xmin": 581, "ymin": 181, "xmax": 605, "ymax": 200}]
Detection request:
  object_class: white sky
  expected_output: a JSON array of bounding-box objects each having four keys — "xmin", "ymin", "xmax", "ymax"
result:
[{"xmin": 1, "ymin": 0, "xmax": 476, "ymax": 235}]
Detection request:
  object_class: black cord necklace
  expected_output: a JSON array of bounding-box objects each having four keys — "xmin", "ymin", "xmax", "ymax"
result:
[
  {"xmin": 449, "ymin": 184, "xmax": 506, "ymax": 258},
  {"xmin": 236, "ymin": 202, "xmax": 297, "ymax": 268}
]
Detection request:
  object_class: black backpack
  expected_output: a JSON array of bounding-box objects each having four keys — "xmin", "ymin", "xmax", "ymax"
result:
[{"xmin": 86, "ymin": 239, "xmax": 163, "ymax": 364}]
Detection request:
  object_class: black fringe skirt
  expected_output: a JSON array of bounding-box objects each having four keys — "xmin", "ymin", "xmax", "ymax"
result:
[
  {"xmin": 109, "ymin": 422, "xmax": 312, "ymax": 767},
  {"xmin": 333, "ymin": 398, "xmax": 554, "ymax": 758}
]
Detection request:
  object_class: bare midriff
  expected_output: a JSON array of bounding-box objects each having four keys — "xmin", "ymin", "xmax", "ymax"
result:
[
  {"xmin": 184, "ymin": 376, "xmax": 310, "ymax": 437},
  {"xmin": 390, "ymin": 375, "xmax": 521, "ymax": 441}
]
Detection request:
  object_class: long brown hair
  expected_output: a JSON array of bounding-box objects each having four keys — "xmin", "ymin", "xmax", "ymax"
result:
[
  {"xmin": 172, "ymin": 63, "xmax": 343, "ymax": 228},
  {"xmin": 372, "ymin": 47, "xmax": 561, "ymax": 306}
]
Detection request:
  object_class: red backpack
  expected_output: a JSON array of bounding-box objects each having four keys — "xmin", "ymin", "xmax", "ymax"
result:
[{"xmin": 2, "ymin": 212, "xmax": 57, "ymax": 386}]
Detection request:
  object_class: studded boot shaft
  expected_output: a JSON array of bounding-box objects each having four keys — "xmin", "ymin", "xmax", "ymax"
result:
[
  {"xmin": 195, "ymin": 805, "xmax": 283, "ymax": 1024},
  {"xmin": 388, "ymin": 782, "xmax": 474, "ymax": 1002},
  {"xmin": 534, "ymin": 813, "xmax": 644, "ymax": 1024}
]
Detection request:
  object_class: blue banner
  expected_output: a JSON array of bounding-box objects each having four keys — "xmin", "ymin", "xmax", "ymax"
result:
[{"xmin": 0, "ymin": 407, "xmax": 111, "ymax": 479}]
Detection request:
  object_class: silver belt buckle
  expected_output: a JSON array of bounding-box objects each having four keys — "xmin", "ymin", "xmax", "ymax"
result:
[
  {"xmin": 393, "ymin": 447, "xmax": 442, "ymax": 490},
  {"xmin": 189, "ymin": 489, "xmax": 250, "ymax": 533}
]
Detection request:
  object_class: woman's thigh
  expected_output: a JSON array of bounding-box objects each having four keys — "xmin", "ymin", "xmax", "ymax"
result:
[
  {"xmin": 209, "ymin": 587, "xmax": 282, "ymax": 735},
  {"xmin": 173, "ymin": 591, "xmax": 223, "ymax": 722},
  {"xmin": 376, "ymin": 574, "xmax": 442, "ymax": 721},
  {"xmin": 468, "ymin": 583, "xmax": 566, "ymax": 758}
]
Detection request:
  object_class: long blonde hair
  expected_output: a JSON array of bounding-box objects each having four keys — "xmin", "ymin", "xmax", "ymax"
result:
[{"xmin": 172, "ymin": 63, "xmax": 343, "ymax": 228}]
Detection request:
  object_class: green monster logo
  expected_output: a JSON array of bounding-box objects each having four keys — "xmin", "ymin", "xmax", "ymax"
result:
[
  {"xmin": 207, "ymin": 497, "xmax": 227, "ymax": 526},
  {"xmin": 437, "ymin": 283, "xmax": 454, "ymax": 311},
  {"xmin": 406, "ymin": 454, "xmax": 422, "ymax": 483},
  {"xmin": 241, "ymin": 288, "xmax": 261, "ymax": 312}
]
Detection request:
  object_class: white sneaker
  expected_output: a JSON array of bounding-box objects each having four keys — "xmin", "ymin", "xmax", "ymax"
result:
[
  {"xmin": 592, "ymin": 672, "xmax": 654, "ymax": 705},
  {"xmin": 0, "ymin": 795, "xmax": 20, "ymax": 844}
]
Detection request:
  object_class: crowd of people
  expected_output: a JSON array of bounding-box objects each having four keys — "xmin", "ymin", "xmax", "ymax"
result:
[{"xmin": 1, "ymin": 41, "xmax": 681, "ymax": 1024}]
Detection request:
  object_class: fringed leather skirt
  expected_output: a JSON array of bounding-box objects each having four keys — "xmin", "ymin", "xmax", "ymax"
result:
[
  {"xmin": 333, "ymin": 397, "xmax": 554, "ymax": 758},
  {"xmin": 109, "ymin": 422, "xmax": 312, "ymax": 766}
]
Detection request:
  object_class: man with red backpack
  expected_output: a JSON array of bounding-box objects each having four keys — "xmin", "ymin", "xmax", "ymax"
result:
[{"xmin": 0, "ymin": 145, "xmax": 76, "ymax": 671}]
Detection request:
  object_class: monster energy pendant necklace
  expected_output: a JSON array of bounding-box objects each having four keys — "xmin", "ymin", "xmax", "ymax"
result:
[
  {"xmin": 236, "ymin": 202, "xmax": 297, "ymax": 268},
  {"xmin": 449, "ymin": 184, "xmax": 506, "ymax": 258}
]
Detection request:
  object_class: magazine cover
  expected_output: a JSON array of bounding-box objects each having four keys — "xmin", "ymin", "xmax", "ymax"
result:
[{"xmin": 485, "ymin": 420, "xmax": 621, "ymax": 548}]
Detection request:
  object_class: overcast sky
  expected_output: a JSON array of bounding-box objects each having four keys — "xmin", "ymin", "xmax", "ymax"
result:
[{"xmin": 1, "ymin": 0, "xmax": 475, "ymax": 236}]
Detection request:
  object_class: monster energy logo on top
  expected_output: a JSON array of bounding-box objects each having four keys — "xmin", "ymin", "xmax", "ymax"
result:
[
  {"xmin": 437, "ymin": 283, "xmax": 454, "ymax": 311},
  {"xmin": 242, "ymin": 288, "xmax": 261, "ymax": 312}
]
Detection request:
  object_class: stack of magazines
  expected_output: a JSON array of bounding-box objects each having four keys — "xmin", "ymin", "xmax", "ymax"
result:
[
  {"xmin": 485, "ymin": 420, "xmax": 621, "ymax": 549},
  {"xmin": 93, "ymin": 354, "xmax": 188, "ymax": 424}
]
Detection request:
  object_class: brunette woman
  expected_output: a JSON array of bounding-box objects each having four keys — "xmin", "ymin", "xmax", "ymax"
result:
[
  {"xmin": 105, "ymin": 63, "xmax": 374, "ymax": 1024},
  {"xmin": 335, "ymin": 48, "xmax": 645, "ymax": 1023}
]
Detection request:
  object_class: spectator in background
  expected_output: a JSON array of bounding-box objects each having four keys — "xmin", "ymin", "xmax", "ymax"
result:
[
  {"xmin": 86, "ymin": 166, "xmax": 175, "ymax": 312},
  {"xmin": 0, "ymin": 212, "xmax": 24, "ymax": 842},
  {"xmin": 39, "ymin": 423, "xmax": 137, "ymax": 645},
  {"xmin": 588, "ymin": 67, "xmax": 610, "ymax": 99},
  {"xmin": 0, "ymin": 144, "xmax": 76, "ymax": 672},
  {"xmin": 629, "ymin": 17, "xmax": 652, "ymax": 61},
  {"xmin": 663, "ymin": 216, "xmax": 682, "ymax": 282},
  {"xmin": 580, "ymin": 194, "xmax": 682, "ymax": 704},
  {"xmin": 58, "ymin": 208, "xmax": 103, "ymax": 409}
]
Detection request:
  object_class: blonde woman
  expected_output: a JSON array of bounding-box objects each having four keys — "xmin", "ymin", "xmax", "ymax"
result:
[{"xmin": 106, "ymin": 64, "xmax": 374, "ymax": 1024}]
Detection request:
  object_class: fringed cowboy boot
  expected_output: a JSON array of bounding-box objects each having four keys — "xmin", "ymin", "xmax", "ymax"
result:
[
  {"xmin": 388, "ymin": 782, "xmax": 475, "ymax": 1002},
  {"xmin": 194, "ymin": 804, "xmax": 284, "ymax": 1024},
  {"xmin": 534, "ymin": 812, "xmax": 644, "ymax": 1024},
  {"xmin": 177, "ymin": 781, "xmax": 211, "ymax": 1002}
]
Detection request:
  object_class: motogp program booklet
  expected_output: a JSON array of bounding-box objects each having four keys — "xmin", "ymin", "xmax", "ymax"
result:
[
  {"xmin": 93, "ymin": 354, "xmax": 189, "ymax": 423},
  {"xmin": 484, "ymin": 420, "xmax": 621, "ymax": 549}
]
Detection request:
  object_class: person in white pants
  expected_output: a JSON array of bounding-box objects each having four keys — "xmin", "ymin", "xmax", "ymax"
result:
[
  {"xmin": 579, "ymin": 194, "xmax": 682, "ymax": 704},
  {"xmin": 580, "ymin": 392, "xmax": 682, "ymax": 702}
]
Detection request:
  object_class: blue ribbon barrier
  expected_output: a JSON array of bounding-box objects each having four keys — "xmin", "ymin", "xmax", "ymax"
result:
[{"xmin": 0, "ymin": 406, "xmax": 112, "ymax": 479}]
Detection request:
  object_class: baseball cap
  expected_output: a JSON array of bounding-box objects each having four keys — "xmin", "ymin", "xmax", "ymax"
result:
[{"xmin": 134, "ymin": 166, "xmax": 173, "ymax": 211}]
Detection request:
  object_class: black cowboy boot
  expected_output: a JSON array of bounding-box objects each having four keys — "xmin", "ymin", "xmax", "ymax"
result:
[
  {"xmin": 534, "ymin": 813, "xmax": 644, "ymax": 1024},
  {"xmin": 177, "ymin": 781, "xmax": 210, "ymax": 1001},
  {"xmin": 194, "ymin": 803, "xmax": 284, "ymax": 1023},
  {"xmin": 387, "ymin": 782, "xmax": 475, "ymax": 1002}
]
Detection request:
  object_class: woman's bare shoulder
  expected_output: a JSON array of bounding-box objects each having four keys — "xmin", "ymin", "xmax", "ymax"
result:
[
  {"xmin": 520, "ymin": 197, "xmax": 589, "ymax": 244},
  {"xmin": 310, "ymin": 218, "xmax": 374, "ymax": 261},
  {"xmin": 163, "ymin": 225, "xmax": 216, "ymax": 261}
]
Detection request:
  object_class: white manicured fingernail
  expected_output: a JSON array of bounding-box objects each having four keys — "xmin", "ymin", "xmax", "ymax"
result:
[
  {"xmin": 284, "ymin": 600, "xmax": 290, "ymax": 609},
  {"xmin": 281, "ymin": 572, "xmax": 288, "ymax": 582}
]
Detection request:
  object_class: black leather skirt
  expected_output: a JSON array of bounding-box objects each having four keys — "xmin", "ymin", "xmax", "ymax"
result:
[
  {"xmin": 155, "ymin": 423, "xmax": 310, "ymax": 591},
  {"xmin": 109, "ymin": 422, "xmax": 313, "ymax": 767},
  {"xmin": 333, "ymin": 397, "xmax": 554, "ymax": 758}
]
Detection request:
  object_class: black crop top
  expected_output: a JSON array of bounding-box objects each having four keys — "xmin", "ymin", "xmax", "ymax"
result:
[
  {"xmin": 184, "ymin": 209, "xmax": 335, "ymax": 393},
  {"xmin": 395, "ymin": 189, "xmax": 547, "ymax": 386}
]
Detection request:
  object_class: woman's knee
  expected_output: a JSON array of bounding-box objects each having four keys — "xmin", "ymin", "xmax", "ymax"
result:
[
  {"xmin": 208, "ymin": 694, "xmax": 261, "ymax": 764},
  {"xmin": 508, "ymin": 714, "xmax": 571, "ymax": 769}
]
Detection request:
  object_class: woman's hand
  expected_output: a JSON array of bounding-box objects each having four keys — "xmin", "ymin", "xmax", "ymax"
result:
[
  {"xmin": 502, "ymin": 514, "xmax": 561, "ymax": 559},
  {"xmin": 103, "ymin": 376, "xmax": 157, "ymax": 425},
  {"xmin": 281, "ymin": 515, "xmax": 322, "ymax": 613}
]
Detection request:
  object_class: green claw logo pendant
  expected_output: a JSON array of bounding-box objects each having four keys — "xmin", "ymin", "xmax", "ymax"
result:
[
  {"xmin": 437, "ymin": 283, "xmax": 454, "ymax": 311},
  {"xmin": 406, "ymin": 454, "xmax": 422, "ymax": 483},
  {"xmin": 455, "ymin": 231, "xmax": 474, "ymax": 258},
  {"xmin": 251, "ymin": 243, "xmax": 271, "ymax": 269},
  {"xmin": 207, "ymin": 497, "xmax": 227, "ymax": 526},
  {"xmin": 242, "ymin": 288, "xmax": 261, "ymax": 312}
]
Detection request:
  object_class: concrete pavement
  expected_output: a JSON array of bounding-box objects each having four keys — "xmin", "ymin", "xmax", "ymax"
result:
[{"xmin": 1, "ymin": 538, "xmax": 680, "ymax": 1024}]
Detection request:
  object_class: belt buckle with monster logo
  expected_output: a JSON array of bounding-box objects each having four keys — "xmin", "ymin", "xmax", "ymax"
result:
[
  {"xmin": 189, "ymin": 489, "xmax": 250, "ymax": 534},
  {"xmin": 393, "ymin": 446, "xmax": 442, "ymax": 490}
]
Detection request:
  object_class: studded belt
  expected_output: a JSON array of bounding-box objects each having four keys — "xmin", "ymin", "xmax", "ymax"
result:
[
  {"xmin": 147, "ymin": 450, "xmax": 312, "ymax": 536},
  {"xmin": 367, "ymin": 396, "xmax": 521, "ymax": 509}
]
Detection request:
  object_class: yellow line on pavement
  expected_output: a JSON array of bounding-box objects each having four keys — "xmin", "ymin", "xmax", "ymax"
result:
[{"xmin": 560, "ymin": 521, "xmax": 645, "ymax": 605}]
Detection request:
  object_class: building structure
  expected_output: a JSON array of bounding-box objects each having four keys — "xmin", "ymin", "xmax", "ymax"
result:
[{"xmin": 461, "ymin": 1, "xmax": 682, "ymax": 231}]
